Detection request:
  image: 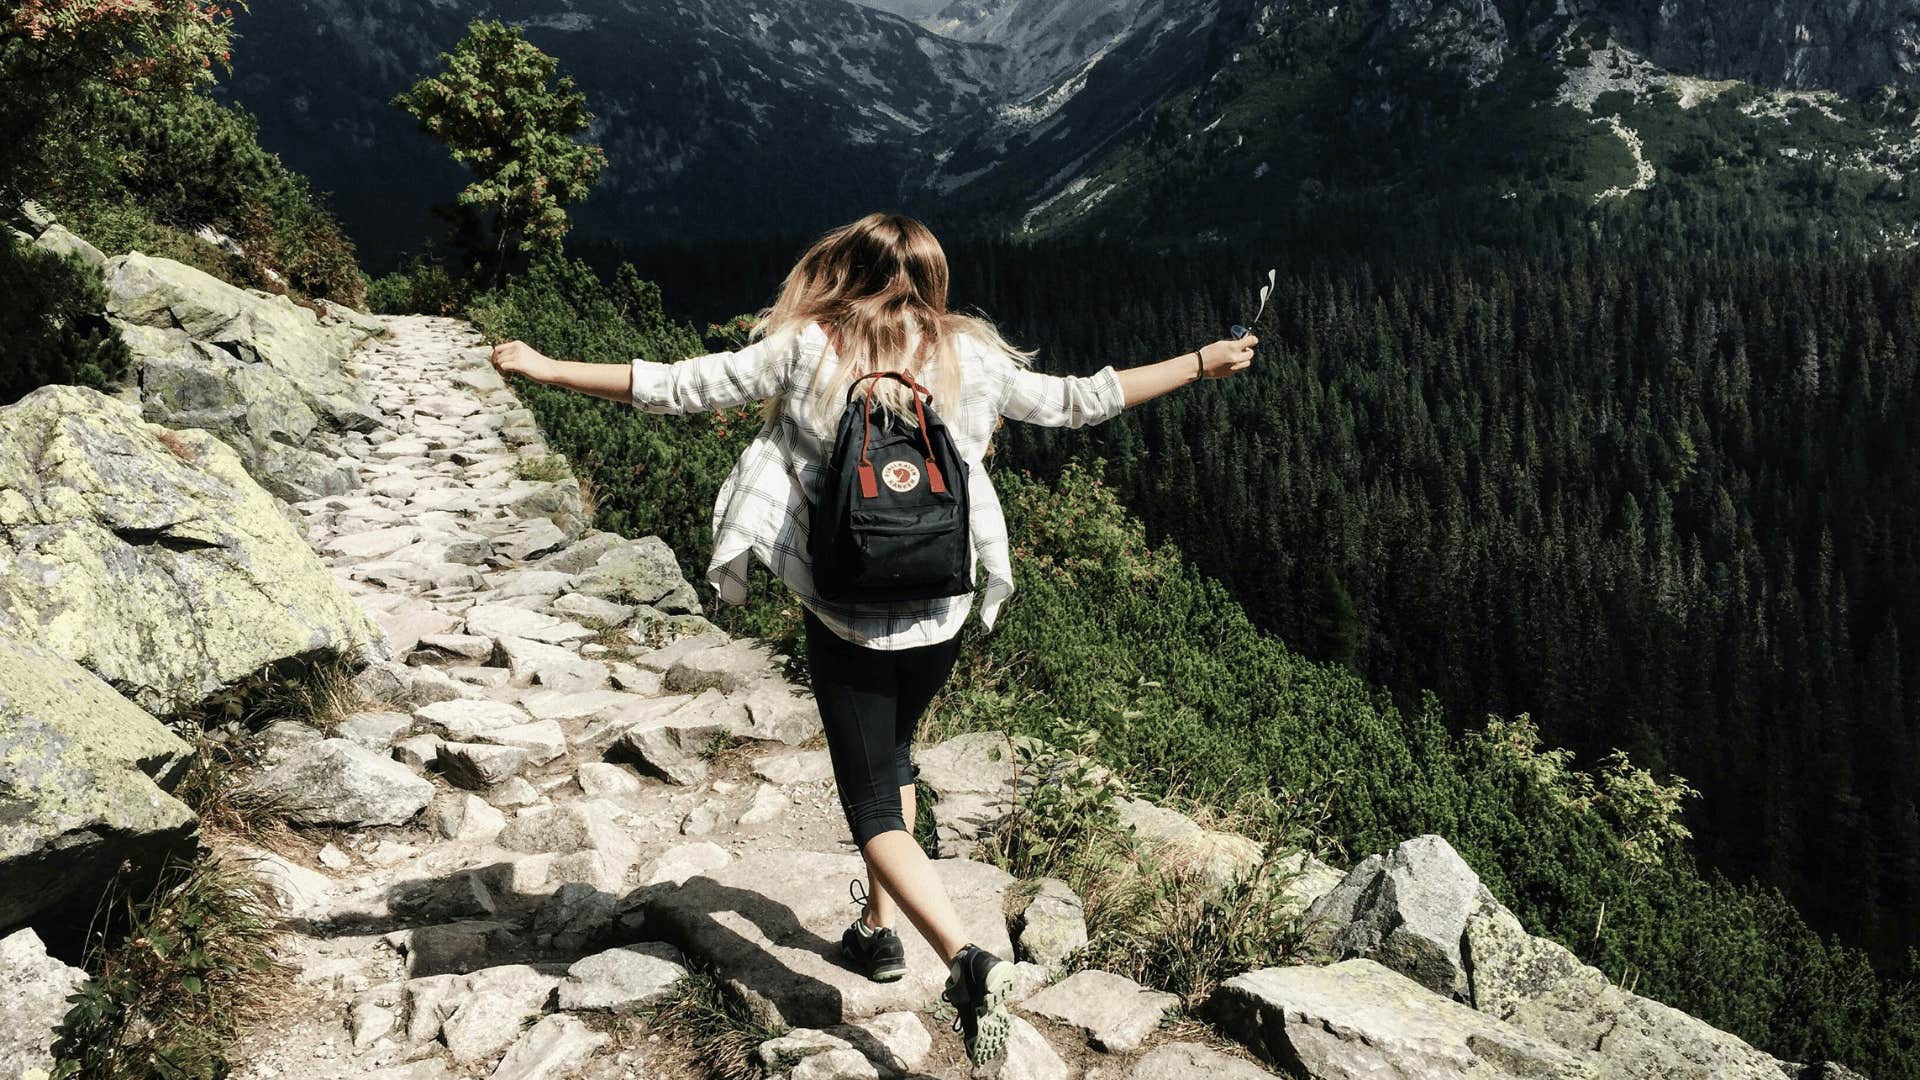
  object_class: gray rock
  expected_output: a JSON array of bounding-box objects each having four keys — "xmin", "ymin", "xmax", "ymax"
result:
[
  {"xmin": 734, "ymin": 680, "xmax": 821, "ymax": 744},
  {"xmin": 631, "ymin": 630, "xmax": 731, "ymax": 674},
  {"xmin": 738, "ymin": 783, "xmax": 791, "ymax": 826},
  {"xmin": 388, "ymin": 871, "xmax": 497, "ymax": 923},
  {"xmin": 437, "ymin": 964, "xmax": 561, "ymax": 1064},
  {"xmin": 534, "ymin": 882, "xmax": 619, "ymax": 951},
  {"xmin": 438, "ymin": 742, "xmax": 533, "ymax": 789},
  {"xmin": 0, "ymin": 386, "xmax": 383, "ymax": 716},
  {"xmin": 756, "ymin": 1012, "xmax": 932, "ymax": 1076},
  {"xmin": 412, "ymin": 633, "xmax": 494, "ymax": 661},
  {"xmin": 498, "ymin": 636, "xmax": 610, "ymax": 693},
  {"xmin": 664, "ymin": 638, "xmax": 782, "ymax": 694},
  {"xmin": 1209, "ymin": 959, "xmax": 1596, "ymax": 1079},
  {"xmin": 416, "ymin": 698, "xmax": 529, "ymax": 739},
  {"xmin": 529, "ymin": 529, "xmax": 629, "ymax": 574},
  {"xmin": 0, "ymin": 633, "xmax": 198, "ymax": 928},
  {"xmin": 557, "ymin": 942, "xmax": 689, "ymax": 1010},
  {"xmin": 493, "ymin": 519, "xmax": 570, "ymax": 562},
  {"xmin": 1313, "ymin": 835, "xmax": 1494, "ymax": 999},
  {"xmin": 393, "ymin": 733, "xmax": 445, "ymax": 770},
  {"xmin": 550, "ymin": 592, "xmax": 635, "ymax": 626},
  {"xmin": 1020, "ymin": 968, "xmax": 1176, "ymax": 1053},
  {"xmin": 1126, "ymin": 1043, "xmax": 1281, "ymax": 1080},
  {"xmin": 335, "ymin": 710, "xmax": 412, "ymax": 751},
  {"xmin": 430, "ymin": 793, "xmax": 508, "ymax": 844},
  {"xmin": 248, "ymin": 738, "xmax": 433, "ymax": 826},
  {"xmin": 792, "ymin": 1048, "xmax": 879, "ymax": 1080},
  {"xmin": 1012, "ymin": 878, "xmax": 1088, "ymax": 971},
  {"xmin": 0, "ymin": 928, "xmax": 88, "ymax": 1079},
  {"xmin": 681, "ymin": 801, "xmax": 732, "ymax": 836},
  {"xmin": 34, "ymin": 222, "xmax": 107, "ymax": 269},
  {"xmin": 640, "ymin": 848, "xmax": 1015, "ymax": 1027},
  {"xmin": 397, "ymin": 921, "xmax": 521, "ymax": 979},
  {"xmin": 645, "ymin": 841, "xmax": 734, "ymax": 886},
  {"xmin": 496, "ymin": 800, "xmax": 638, "ymax": 866},
  {"xmin": 613, "ymin": 696, "xmax": 733, "ymax": 786},
  {"xmin": 490, "ymin": 1013, "xmax": 609, "ymax": 1080},
  {"xmin": 576, "ymin": 762, "xmax": 647, "ymax": 799}
]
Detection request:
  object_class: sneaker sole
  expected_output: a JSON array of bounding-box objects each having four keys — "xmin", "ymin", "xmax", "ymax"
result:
[
  {"xmin": 967, "ymin": 961, "xmax": 1016, "ymax": 1065},
  {"xmin": 869, "ymin": 962, "xmax": 907, "ymax": 983}
]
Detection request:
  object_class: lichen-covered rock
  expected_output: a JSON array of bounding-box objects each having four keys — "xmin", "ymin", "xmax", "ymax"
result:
[
  {"xmin": 105, "ymin": 251, "xmax": 380, "ymax": 436},
  {"xmin": 0, "ymin": 631, "xmax": 197, "ymax": 928},
  {"xmin": 1013, "ymin": 877, "xmax": 1088, "ymax": 971},
  {"xmin": 1464, "ymin": 900, "xmax": 1787, "ymax": 1079},
  {"xmin": 1020, "ymin": 968, "xmax": 1177, "ymax": 1053},
  {"xmin": 0, "ymin": 385, "xmax": 385, "ymax": 716},
  {"xmin": 0, "ymin": 928, "xmax": 89, "ymax": 1079},
  {"xmin": 571, "ymin": 535, "xmax": 700, "ymax": 613}
]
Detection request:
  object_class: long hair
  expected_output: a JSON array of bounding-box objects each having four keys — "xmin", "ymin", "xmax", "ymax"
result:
[{"xmin": 747, "ymin": 212, "xmax": 1037, "ymax": 429}]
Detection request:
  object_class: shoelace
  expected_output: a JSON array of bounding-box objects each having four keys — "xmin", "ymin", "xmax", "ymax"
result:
[{"xmin": 847, "ymin": 878, "xmax": 870, "ymax": 914}]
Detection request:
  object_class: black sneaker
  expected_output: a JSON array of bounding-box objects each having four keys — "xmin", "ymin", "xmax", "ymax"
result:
[
  {"xmin": 941, "ymin": 943, "xmax": 1015, "ymax": 1066},
  {"xmin": 840, "ymin": 880, "xmax": 908, "ymax": 983}
]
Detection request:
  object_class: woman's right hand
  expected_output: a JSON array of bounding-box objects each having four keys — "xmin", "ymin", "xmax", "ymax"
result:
[
  {"xmin": 1199, "ymin": 335, "xmax": 1258, "ymax": 380},
  {"xmin": 490, "ymin": 339, "xmax": 559, "ymax": 384}
]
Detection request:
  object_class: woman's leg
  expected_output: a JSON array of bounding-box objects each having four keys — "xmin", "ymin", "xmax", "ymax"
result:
[
  {"xmin": 858, "ymin": 628, "xmax": 965, "ymax": 953},
  {"xmin": 804, "ymin": 608, "xmax": 971, "ymax": 962}
]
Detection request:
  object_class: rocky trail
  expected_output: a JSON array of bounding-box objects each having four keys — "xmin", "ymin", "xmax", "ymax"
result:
[
  {"xmin": 2, "ymin": 243, "xmax": 1871, "ymax": 1080},
  {"xmin": 213, "ymin": 315, "xmax": 1247, "ymax": 1080}
]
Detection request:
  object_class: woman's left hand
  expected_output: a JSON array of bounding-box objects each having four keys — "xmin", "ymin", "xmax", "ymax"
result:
[{"xmin": 490, "ymin": 339, "xmax": 558, "ymax": 383}]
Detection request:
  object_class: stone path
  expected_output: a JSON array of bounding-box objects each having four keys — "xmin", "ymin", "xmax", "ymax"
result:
[{"xmin": 224, "ymin": 316, "xmax": 1262, "ymax": 1080}]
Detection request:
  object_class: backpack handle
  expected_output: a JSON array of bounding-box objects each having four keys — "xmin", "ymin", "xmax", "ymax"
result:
[{"xmin": 825, "ymin": 330, "xmax": 948, "ymax": 498}]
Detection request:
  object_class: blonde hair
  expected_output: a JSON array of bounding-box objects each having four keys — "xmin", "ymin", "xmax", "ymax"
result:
[{"xmin": 747, "ymin": 212, "xmax": 1037, "ymax": 429}]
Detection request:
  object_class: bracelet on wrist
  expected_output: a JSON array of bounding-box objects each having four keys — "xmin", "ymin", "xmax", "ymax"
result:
[{"xmin": 1193, "ymin": 350, "xmax": 1204, "ymax": 381}]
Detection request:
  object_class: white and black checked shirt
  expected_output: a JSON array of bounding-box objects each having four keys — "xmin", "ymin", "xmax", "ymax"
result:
[{"xmin": 629, "ymin": 321, "xmax": 1126, "ymax": 650}]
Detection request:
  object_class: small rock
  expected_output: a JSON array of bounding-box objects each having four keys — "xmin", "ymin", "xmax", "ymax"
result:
[
  {"xmin": 490, "ymin": 1013, "xmax": 609, "ymax": 1080},
  {"xmin": 738, "ymin": 784, "xmax": 790, "ymax": 826},
  {"xmin": 416, "ymin": 699, "xmax": 530, "ymax": 740},
  {"xmin": 680, "ymin": 802, "xmax": 731, "ymax": 836},
  {"xmin": 439, "ymin": 742, "xmax": 534, "ymax": 789},
  {"xmin": 534, "ymin": 882, "xmax": 619, "ymax": 950},
  {"xmin": 1020, "ymin": 969, "xmax": 1177, "ymax": 1053},
  {"xmin": 1013, "ymin": 878, "xmax": 1087, "ymax": 972},
  {"xmin": 754, "ymin": 750, "xmax": 834, "ymax": 785},
  {"xmin": 995, "ymin": 1016, "xmax": 1069, "ymax": 1080},
  {"xmin": 335, "ymin": 710, "xmax": 413, "ymax": 751},
  {"xmin": 318, "ymin": 843, "xmax": 351, "ymax": 870},
  {"xmin": 557, "ymin": 943, "xmax": 689, "ymax": 1010},
  {"xmin": 577, "ymin": 761, "xmax": 646, "ymax": 798},
  {"xmin": 488, "ymin": 776, "xmax": 542, "ymax": 807},
  {"xmin": 644, "ymin": 841, "xmax": 734, "ymax": 886},
  {"xmin": 392, "ymin": 733, "xmax": 445, "ymax": 770},
  {"xmin": 350, "ymin": 1002, "xmax": 396, "ymax": 1048}
]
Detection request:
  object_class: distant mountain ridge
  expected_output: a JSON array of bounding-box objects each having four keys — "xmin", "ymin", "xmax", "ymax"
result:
[{"xmin": 220, "ymin": 0, "xmax": 1920, "ymax": 266}]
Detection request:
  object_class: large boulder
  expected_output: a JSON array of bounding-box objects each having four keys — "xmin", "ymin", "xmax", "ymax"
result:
[
  {"xmin": 0, "ymin": 632, "xmax": 197, "ymax": 930},
  {"xmin": 1115, "ymin": 797, "xmax": 1265, "ymax": 894},
  {"xmin": 0, "ymin": 386, "xmax": 385, "ymax": 715},
  {"xmin": 1210, "ymin": 959, "xmax": 1597, "ymax": 1079},
  {"xmin": 571, "ymin": 535, "xmax": 699, "ymax": 613},
  {"xmin": 105, "ymin": 252, "xmax": 380, "ymax": 437}
]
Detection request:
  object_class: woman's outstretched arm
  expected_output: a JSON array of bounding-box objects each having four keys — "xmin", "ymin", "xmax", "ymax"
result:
[
  {"xmin": 1114, "ymin": 335, "xmax": 1258, "ymax": 409},
  {"xmin": 490, "ymin": 335, "xmax": 793, "ymax": 413},
  {"xmin": 490, "ymin": 341, "xmax": 633, "ymax": 403}
]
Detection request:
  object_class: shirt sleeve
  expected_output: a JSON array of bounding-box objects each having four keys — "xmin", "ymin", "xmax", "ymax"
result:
[
  {"xmin": 993, "ymin": 346, "xmax": 1127, "ymax": 428},
  {"xmin": 630, "ymin": 332, "xmax": 794, "ymax": 414}
]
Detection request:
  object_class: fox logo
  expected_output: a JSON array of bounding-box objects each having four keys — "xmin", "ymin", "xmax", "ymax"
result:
[{"xmin": 881, "ymin": 460, "xmax": 921, "ymax": 493}]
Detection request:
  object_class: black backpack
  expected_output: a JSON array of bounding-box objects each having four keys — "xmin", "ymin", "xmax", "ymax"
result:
[{"xmin": 810, "ymin": 367, "xmax": 973, "ymax": 603}]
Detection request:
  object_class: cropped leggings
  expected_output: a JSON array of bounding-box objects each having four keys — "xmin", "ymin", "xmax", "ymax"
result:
[{"xmin": 802, "ymin": 606, "xmax": 964, "ymax": 847}]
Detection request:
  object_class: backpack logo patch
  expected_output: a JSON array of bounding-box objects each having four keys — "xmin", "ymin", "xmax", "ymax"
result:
[{"xmin": 881, "ymin": 460, "xmax": 921, "ymax": 493}]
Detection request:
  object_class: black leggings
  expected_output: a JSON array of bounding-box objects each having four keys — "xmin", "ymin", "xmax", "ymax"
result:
[{"xmin": 802, "ymin": 606, "xmax": 964, "ymax": 848}]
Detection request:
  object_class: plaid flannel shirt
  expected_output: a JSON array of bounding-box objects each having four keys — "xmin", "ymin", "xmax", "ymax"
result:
[{"xmin": 629, "ymin": 321, "xmax": 1126, "ymax": 650}]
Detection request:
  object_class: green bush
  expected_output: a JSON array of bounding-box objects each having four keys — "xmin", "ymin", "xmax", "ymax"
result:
[
  {"xmin": 366, "ymin": 253, "xmax": 466, "ymax": 315},
  {"xmin": 0, "ymin": 229, "xmax": 131, "ymax": 405}
]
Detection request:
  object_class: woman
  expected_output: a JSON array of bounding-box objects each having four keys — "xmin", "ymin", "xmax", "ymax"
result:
[{"xmin": 489, "ymin": 212, "xmax": 1256, "ymax": 1066}]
